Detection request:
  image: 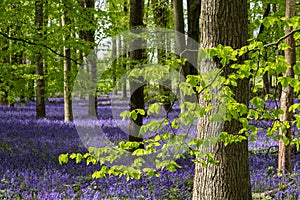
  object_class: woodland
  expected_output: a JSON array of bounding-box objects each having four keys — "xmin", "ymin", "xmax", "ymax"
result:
[{"xmin": 0, "ymin": 0, "xmax": 300, "ymax": 199}]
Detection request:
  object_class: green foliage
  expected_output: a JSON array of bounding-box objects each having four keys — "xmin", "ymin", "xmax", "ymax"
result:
[
  {"xmin": 58, "ymin": 153, "xmax": 69, "ymax": 165},
  {"xmin": 2, "ymin": 0, "xmax": 295, "ymax": 185},
  {"xmin": 0, "ymin": 64, "xmax": 36, "ymax": 103},
  {"xmin": 60, "ymin": 16, "xmax": 300, "ymax": 177},
  {"xmin": 0, "ymin": 138, "xmax": 11, "ymax": 152}
]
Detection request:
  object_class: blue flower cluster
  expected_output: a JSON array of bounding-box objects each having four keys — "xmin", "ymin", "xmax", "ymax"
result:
[
  {"xmin": 0, "ymin": 99, "xmax": 192, "ymax": 199},
  {"xmin": 0, "ymin": 98, "xmax": 299, "ymax": 199}
]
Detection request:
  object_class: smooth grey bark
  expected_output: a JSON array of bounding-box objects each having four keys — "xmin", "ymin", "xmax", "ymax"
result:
[
  {"xmin": 35, "ymin": 0, "xmax": 46, "ymax": 119},
  {"xmin": 278, "ymin": 0, "xmax": 296, "ymax": 174},
  {"xmin": 80, "ymin": 0, "xmax": 97, "ymax": 117},
  {"xmin": 121, "ymin": 2, "xmax": 128, "ymax": 99},
  {"xmin": 173, "ymin": 0, "xmax": 185, "ymax": 57},
  {"xmin": 173, "ymin": 0, "xmax": 187, "ymax": 113},
  {"xmin": 153, "ymin": 0, "xmax": 172, "ymax": 111},
  {"xmin": 112, "ymin": 37, "xmax": 118, "ymax": 96},
  {"xmin": 120, "ymin": 36, "xmax": 128, "ymax": 99},
  {"xmin": 193, "ymin": 0, "xmax": 252, "ymax": 199},
  {"xmin": 61, "ymin": 2, "xmax": 73, "ymax": 122}
]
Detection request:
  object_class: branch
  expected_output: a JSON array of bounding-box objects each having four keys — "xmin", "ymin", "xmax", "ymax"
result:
[
  {"xmin": 253, "ymin": 181, "xmax": 295, "ymax": 198},
  {"xmin": 263, "ymin": 28, "xmax": 300, "ymax": 48},
  {"xmin": 0, "ymin": 31, "xmax": 81, "ymax": 65}
]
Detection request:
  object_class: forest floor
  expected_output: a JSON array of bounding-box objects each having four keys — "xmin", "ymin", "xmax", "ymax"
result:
[{"xmin": 0, "ymin": 97, "xmax": 299, "ymax": 199}]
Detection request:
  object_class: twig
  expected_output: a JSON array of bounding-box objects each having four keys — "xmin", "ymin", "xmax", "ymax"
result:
[
  {"xmin": 253, "ymin": 181, "xmax": 295, "ymax": 198},
  {"xmin": 265, "ymin": 181, "xmax": 295, "ymax": 197},
  {"xmin": 265, "ymin": 145, "xmax": 278, "ymax": 157}
]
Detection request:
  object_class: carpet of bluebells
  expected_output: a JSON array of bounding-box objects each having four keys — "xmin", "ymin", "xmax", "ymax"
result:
[{"xmin": 0, "ymin": 96, "xmax": 300, "ymax": 199}]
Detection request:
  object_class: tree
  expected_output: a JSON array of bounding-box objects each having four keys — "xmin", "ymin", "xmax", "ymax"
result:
[
  {"xmin": 278, "ymin": 0, "xmax": 296, "ymax": 174},
  {"xmin": 153, "ymin": 0, "xmax": 172, "ymax": 111},
  {"xmin": 35, "ymin": 0, "xmax": 46, "ymax": 119},
  {"xmin": 128, "ymin": 0, "xmax": 145, "ymax": 149},
  {"xmin": 258, "ymin": 3, "xmax": 271, "ymax": 95},
  {"xmin": 61, "ymin": 1, "xmax": 73, "ymax": 122},
  {"xmin": 173, "ymin": 0, "xmax": 185, "ymax": 58},
  {"xmin": 173, "ymin": 0, "xmax": 186, "ymax": 114},
  {"xmin": 186, "ymin": 0, "xmax": 200, "ymax": 76},
  {"xmin": 193, "ymin": 0, "xmax": 252, "ymax": 199},
  {"xmin": 80, "ymin": 0, "xmax": 97, "ymax": 117}
]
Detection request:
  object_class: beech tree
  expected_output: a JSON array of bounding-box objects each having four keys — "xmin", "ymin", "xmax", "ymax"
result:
[
  {"xmin": 61, "ymin": 1, "xmax": 73, "ymax": 122},
  {"xmin": 193, "ymin": 0, "xmax": 252, "ymax": 199},
  {"xmin": 35, "ymin": 0, "xmax": 46, "ymax": 119},
  {"xmin": 186, "ymin": 0, "xmax": 201, "ymax": 76},
  {"xmin": 278, "ymin": 0, "xmax": 296, "ymax": 174},
  {"xmin": 128, "ymin": 0, "xmax": 145, "ymax": 148},
  {"xmin": 80, "ymin": 0, "xmax": 97, "ymax": 117}
]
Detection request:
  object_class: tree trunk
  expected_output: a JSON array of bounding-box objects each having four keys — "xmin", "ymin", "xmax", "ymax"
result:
[
  {"xmin": 173, "ymin": 0, "xmax": 187, "ymax": 113},
  {"xmin": 278, "ymin": 0, "xmax": 296, "ymax": 174},
  {"xmin": 0, "ymin": 27, "xmax": 10, "ymax": 105},
  {"xmin": 258, "ymin": 3, "xmax": 271, "ymax": 96},
  {"xmin": 112, "ymin": 37, "xmax": 118, "ymax": 96},
  {"xmin": 193, "ymin": 0, "xmax": 252, "ymax": 199},
  {"xmin": 61, "ymin": 2, "xmax": 73, "ymax": 122},
  {"xmin": 173, "ymin": 0, "xmax": 185, "ymax": 57},
  {"xmin": 121, "ymin": 2, "xmax": 128, "ymax": 99},
  {"xmin": 80, "ymin": 0, "xmax": 97, "ymax": 117},
  {"xmin": 186, "ymin": 0, "xmax": 201, "ymax": 76},
  {"xmin": 129, "ymin": 0, "xmax": 145, "ymax": 149},
  {"xmin": 120, "ymin": 36, "xmax": 128, "ymax": 99},
  {"xmin": 86, "ymin": 0, "xmax": 97, "ymax": 117},
  {"xmin": 35, "ymin": 0, "xmax": 46, "ymax": 119},
  {"xmin": 153, "ymin": 0, "xmax": 172, "ymax": 111}
]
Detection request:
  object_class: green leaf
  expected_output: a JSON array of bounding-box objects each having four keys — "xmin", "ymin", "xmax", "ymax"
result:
[
  {"xmin": 262, "ymin": 16, "xmax": 279, "ymax": 28},
  {"xmin": 83, "ymin": 153, "xmax": 90, "ymax": 158},
  {"xmin": 294, "ymin": 114, "xmax": 300, "ymax": 128},
  {"xmin": 278, "ymin": 43, "xmax": 290, "ymax": 51},
  {"xmin": 186, "ymin": 75, "xmax": 200, "ymax": 87},
  {"xmin": 120, "ymin": 110, "xmax": 130, "ymax": 120},
  {"xmin": 58, "ymin": 153, "xmax": 69, "ymax": 165},
  {"xmin": 92, "ymin": 166, "xmax": 108, "ymax": 179},
  {"xmin": 289, "ymin": 104, "xmax": 300, "ymax": 112},
  {"xmin": 132, "ymin": 149, "xmax": 145, "ymax": 156},
  {"xmin": 249, "ymin": 134, "xmax": 256, "ymax": 142},
  {"xmin": 154, "ymin": 135, "xmax": 161, "ymax": 141},
  {"xmin": 147, "ymin": 103, "xmax": 160, "ymax": 115},
  {"xmin": 76, "ymin": 153, "xmax": 83, "ymax": 164},
  {"xmin": 136, "ymin": 109, "xmax": 145, "ymax": 116},
  {"xmin": 294, "ymin": 32, "xmax": 300, "ymax": 41},
  {"xmin": 143, "ymin": 168, "xmax": 157, "ymax": 178},
  {"xmin": 70, "ymin": 153, "xmax": 76, "ymax": 159},
  {"xmin": 131, "ymin": 111, "xmax": 137, "ymax": 120},
  {"xmin": 87, "ymin": 156, "xmax": 97, "ymax": 165},
  {"xmin": 294, "ymin": 63, "xmax": 300, "ymax": 75},
  {"xmin": 250, "ymin": 97, "xmax": 264, "ymax": 109}
]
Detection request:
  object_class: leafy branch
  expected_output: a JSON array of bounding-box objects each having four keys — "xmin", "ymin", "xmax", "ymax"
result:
[
  {"xmin": 0, "ymin": 31, "xmax": 81, "ymax": 65},
  {"xmin": 263, "ymin": 28, "xmax": 300, "ymax": 49}
]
